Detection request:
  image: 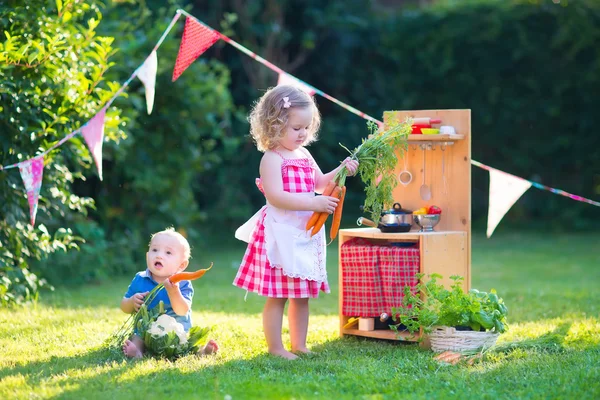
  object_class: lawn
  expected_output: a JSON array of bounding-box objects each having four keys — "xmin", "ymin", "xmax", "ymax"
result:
[{"xmin": 1, "ymin": 231, "xmax": 599, "ymax": 399}]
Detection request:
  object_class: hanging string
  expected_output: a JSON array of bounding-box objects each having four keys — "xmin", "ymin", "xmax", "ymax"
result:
[
  {"xmin": 0, "ymin": 12, "xmax": 182, "ymax": 171},
  {"xmin": 471, "ymin": 160, "xmax": 600, "ymax": 207},
  {"xmin": 2, "ymin": 9, "xmax": 597, "ymax": 209},
  {"xmin": 176, "ymin": 9, "xmax": 383, "ymax": 127}
]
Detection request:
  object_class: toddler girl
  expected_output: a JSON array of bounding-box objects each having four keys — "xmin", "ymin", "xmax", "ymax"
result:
[{"xmin": 233, "ymin": 85, "xmax": 358, "ymax": 359}]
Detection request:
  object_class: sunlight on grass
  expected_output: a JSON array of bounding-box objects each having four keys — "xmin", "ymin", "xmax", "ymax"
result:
[{"xmin": 1, "ymin": 232, "xmax": 599, "ymax": 399}]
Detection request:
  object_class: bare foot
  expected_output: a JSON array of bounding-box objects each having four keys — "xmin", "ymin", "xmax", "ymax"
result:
[
  {"xmin": 123, "ymin": 339, "xmax": 143, "ymax": 359},
  {"xmin": 292, "ymin": 347, "xmax": 312, "ymax": 354},
  {"xmin": 269, "ymin": 349, "xmax": 298, "ymax": 360},
  {"xmin": 200, "ymin": 339, "xmax": 219, "ymax": 355}
]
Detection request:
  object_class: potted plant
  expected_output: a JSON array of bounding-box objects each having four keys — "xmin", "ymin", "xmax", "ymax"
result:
[{"xmin": 391, "ymin": 273, "xmax": 508, "ymax": 353}]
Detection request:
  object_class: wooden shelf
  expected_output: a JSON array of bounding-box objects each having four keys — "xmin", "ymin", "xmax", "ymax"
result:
[
  {"xmin": 341, "ymin": 328, "xmax": 420, "ymax": 342},
  {"xmin": 340, "ymin": 228, "xmax": 466, "ymax": 241},
  {"xmin": 407, "ymin": 134, "xmax": 464, "ymax": 142}
]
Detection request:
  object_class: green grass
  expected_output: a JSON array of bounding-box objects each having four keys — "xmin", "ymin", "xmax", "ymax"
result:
[{"xmin": 1, "ymin": 231, "xmax": 599, "ymax": 399}]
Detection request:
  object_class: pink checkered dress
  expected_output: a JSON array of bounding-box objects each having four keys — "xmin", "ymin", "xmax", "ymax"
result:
[{"xmin": 233, "ymin": 155, "xmax": 330, "ymax": 298}]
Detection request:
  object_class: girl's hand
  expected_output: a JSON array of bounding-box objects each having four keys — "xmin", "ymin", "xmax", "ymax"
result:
[
  {"xmin": 343, "ymin": 157, "xmax": 359, "ymax": 176},
  {"xmin": 312, "ymin": 195, "xmax": 339, "ymax": 214},
  {"xmin": 131, "ymin": 291, "xmax": 149, "ymax": 311}
]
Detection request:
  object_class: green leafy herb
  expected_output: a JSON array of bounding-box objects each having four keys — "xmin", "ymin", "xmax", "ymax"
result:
[
  {"xmin": 391, "ymin": 274, "xmax": 509, "ymax": 340},
  {"xmin": 336, "ymin": 119, "xmax": 411, "ymax": 224}
]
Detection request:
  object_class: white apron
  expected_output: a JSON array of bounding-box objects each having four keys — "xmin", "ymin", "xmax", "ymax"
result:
[{"xmin": 235, "ymin": 194, "xmax": 327, "ymax": 283}]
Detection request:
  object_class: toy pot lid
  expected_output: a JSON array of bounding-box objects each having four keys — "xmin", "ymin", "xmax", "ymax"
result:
[{"xmin": 381, "ymin": 202, "xmax": 412, "ymax": 215}]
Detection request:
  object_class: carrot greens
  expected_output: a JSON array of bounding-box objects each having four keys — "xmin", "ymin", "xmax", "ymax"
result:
[{"xmin": 336, "ymin": 119, "xmax": 411, "ymax": 224}]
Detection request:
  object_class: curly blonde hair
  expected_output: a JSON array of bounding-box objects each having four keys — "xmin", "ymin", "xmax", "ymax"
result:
[
  {"xmin": 248, "ymin": 85, "xmax": 321, "ymax": 152},
  {"xmin": 149, "ymin": 227, "xmax": 191, "ymax": 261}
]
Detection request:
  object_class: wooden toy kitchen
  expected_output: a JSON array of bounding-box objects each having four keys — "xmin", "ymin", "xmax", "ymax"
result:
[{"xmin": 338, "ymin": 109, "xmax": 471, "ymax": 341}]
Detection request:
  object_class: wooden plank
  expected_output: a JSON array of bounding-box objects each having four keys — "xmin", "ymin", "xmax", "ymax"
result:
[
  {"xmin": 338, "ymin": 230, "xmax": 351, "ymax": 337},
  {"xmin": 384, "ymin": 109, "xmax": 471, "ymax": 288},
  {"xmin": 339, "ymin": 228, "xmax": 465, "ymax": 240},
  {"xmin": 342, "ymin": 328, "xmax": 421, "ymax": 342},
  {"xmin": 420, "ymin": 232, "xmax": 468, "ymax": 291},
  {"xmin": 406, "ymin": 134, "xmax": 464, "ymax": 141}
]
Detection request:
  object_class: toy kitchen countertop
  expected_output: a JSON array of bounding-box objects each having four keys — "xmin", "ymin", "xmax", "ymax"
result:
[{"xmin": 339, "ymin": 227, "xmax": 466, "ymax": 240}]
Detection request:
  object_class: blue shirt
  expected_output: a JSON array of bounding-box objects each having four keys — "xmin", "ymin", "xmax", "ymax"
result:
[{"xmin": 124, "ymin": 270, "xmax": 194, "ymax": 331}]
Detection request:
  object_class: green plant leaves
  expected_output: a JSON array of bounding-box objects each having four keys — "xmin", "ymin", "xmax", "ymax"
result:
[{"xmin": 392, "ymin": 274, "xmax": 509, "ymax": 337}]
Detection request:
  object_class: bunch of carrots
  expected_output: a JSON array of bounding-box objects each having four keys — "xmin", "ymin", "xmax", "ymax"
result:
[
  {"xmin": 305, "ymin": 179, "xmax": 347, "ymax": 242},
  {"xmin": 433, "ymin": 350, "xmax": 482, "ymax": 366},
  {"xmin": 106, "ymin": 263, "xmax": 213, "ymax": 349},
  {"xmin": 306, "ymin": 119, "xmax": 411, "ymax": 241}
]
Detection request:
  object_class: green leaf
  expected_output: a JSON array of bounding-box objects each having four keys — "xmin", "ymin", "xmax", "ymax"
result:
[{"xmin": 27, "ymin": 50, "xmax": 39, "ymax": 65}]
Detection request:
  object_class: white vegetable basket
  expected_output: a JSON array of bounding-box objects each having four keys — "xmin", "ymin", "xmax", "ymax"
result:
[{"xmin": 428, "ymin": 326, "xmax": 499, "ymax": 353}]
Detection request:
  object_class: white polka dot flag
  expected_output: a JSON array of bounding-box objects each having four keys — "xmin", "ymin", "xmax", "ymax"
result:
[
  {"xmin": 277, "ymin": 73, "xmax": 316, "ymax": 96},
  {"xmin": 172, "ymin": 17, "xmax": 220, "ymax": 82},
  {"xmin": 81, "ymin": 108, "xmax": 107, "ymax": 181},
  {"xmin": 18, "ymin": 156, "xmax": 44, "ymax": 226},
  {"xmin": 137, "ymin": 50, "xmax": 158, "ymax": 114}
]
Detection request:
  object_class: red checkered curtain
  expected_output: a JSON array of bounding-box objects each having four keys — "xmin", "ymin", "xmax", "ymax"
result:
[
  {"xmin": 377, "ymin": 245, "xmax": 419, "ymax": 314},
  {"xmin": 341, "ymin": 238, "xmax": 419, "ymax": 317}
]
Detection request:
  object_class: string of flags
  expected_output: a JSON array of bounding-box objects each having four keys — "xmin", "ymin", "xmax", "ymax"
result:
[
  {"xmin": 471, "ymin": 160, "xmax": 600, "ymax": 237},
  {"xmin": 1, "ymin": 9, "xmax": 598, "ymax": 235}
]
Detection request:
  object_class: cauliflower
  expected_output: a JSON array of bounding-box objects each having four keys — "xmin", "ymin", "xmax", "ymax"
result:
[{"xmin": 147, "ymin": 314, "xmax": 188, "ymax": 345}]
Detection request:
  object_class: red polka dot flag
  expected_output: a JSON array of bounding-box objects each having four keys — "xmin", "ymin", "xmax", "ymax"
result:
[{"xmin": 172, "ymin": 17, "xmax": 220, "ymax": 82}]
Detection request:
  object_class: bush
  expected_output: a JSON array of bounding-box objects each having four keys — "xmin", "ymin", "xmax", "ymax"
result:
[{"xmin": 0, "ymin": 0, "xmax": 125, "ymax": 304}]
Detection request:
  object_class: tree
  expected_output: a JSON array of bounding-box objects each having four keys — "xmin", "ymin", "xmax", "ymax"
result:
[{"xmin": 0, "ymin": 0, "xmax": 125, "ymax": 305}]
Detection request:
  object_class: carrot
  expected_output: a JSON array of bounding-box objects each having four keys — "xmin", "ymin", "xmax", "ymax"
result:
[
  {"xmin": 329, "ymin": 185, "xmax": 346, "ymax": 242},
  {"xmin": 305, "ymin": 212, "xmax": 322, "ymax": 230},
  {"xmin": 311, "ymin": 185, "xmax": 342, "ymax": 237},
  {"xmin": 466, "ymin": 354, "xmax": 482, "ymax": 366},
  {"xmin": 321, "ymin": 180, "xmax": 337, "ymax": 197},
  {"xmin": 306, "ymin": 180, "xmax": 337, "ymax": 230},
  {"xmin": 434, "ymin": 350, "xmax": 463, "ymax": 364},
  {"xmin": 433, "ymin": 351, "xmax": 453, "ymax": 360},
  {"xmin": 169, "ymin": 263, "xmax": 213, "ymax": 284}
]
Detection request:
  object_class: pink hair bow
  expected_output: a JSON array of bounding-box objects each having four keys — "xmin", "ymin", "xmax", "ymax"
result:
[{"xmin": 282, "ymin": 96, "xmax": 291, "ymax": 108}]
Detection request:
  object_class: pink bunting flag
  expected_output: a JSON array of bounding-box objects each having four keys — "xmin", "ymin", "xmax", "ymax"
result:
[
  {"xmin": 172, "ymin": 17, "xmax": 220, "ymax": 82},
  {"xmin": 18, "ymin": 156, "xmax": 44, "ymax": 226},
  {"xmin": 137, "ymin": 50, "xmax": 158, "ymax": 114},
  {"xmin": 81, "ymin": 108, "xmax": 106, "ymax": 181},
  {"xmin": 487, "ymin": 169, "xmax": 532, "ymax": 237},
  {"xmin": 277, "ymin": 73, "xmax": 316, "ymax": 96}
]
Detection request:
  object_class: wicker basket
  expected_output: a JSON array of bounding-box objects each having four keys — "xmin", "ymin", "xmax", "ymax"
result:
[{"xmin": 428, "ymin": 326, "xmax": 499, "ymax": 353}]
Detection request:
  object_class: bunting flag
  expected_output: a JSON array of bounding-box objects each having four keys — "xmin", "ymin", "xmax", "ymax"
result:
[
  {"xmin": 277, "ymin": 73, "xmax": 316, "ymax": 96},
  {"xmin": 486, "ymin": 169, "xmax": 532, "ymax": 237},
  {"xmin": 137, "ymin": 50, "xmax": 158, "ymax": 114},
  {"xmin": 172, "ymin": 17, "xmax": 220, "ymax": 82},
  {"xmin": 2, "ymin": 9, "xmax": 598, "ymax": 228},
  {"xmin": 81, "ymin": 108, "xmax": 107, "ymax": 181},
  {"xmin": 18, "ymin": 156, "xmax": 44, "ymax": 226}
]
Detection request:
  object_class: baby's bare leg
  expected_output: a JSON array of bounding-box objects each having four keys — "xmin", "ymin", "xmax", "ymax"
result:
[{"xmin": 123, "ymin": 334, "xmax": 144, "ymax": 359}]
